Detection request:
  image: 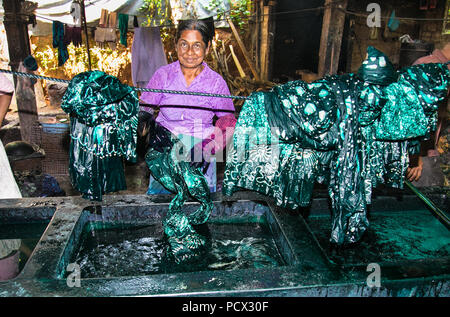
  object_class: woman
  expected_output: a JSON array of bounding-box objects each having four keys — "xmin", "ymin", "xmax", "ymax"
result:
[{"xmin": 140, "ymin": 18, "xmax": 236, "ymax": 194}]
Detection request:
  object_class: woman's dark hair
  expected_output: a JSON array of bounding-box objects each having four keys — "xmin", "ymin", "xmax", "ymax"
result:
[{"xmin": 176, "ymin": 17, "xmax": 215, "ymax": 47}]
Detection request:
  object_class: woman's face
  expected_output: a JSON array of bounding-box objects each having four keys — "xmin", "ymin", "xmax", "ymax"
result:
[{"xmin": 176, "ymin": 29, "xmax": 209, "ymax": 69}]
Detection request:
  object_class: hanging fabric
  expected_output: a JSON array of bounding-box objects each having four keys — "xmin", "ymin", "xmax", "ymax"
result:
[
  {"xmin": 61, "ymin": 71, "xmax": 139, "ymax": 201},
  {"xmin": 52, "ymin": 21, "xmax": 69, "ymax": 66},
  {"xmin": 70, "ymin": 1, "xmax": 82, "ymax": 27},
  {"xmin": 131, "ymin": 27, "xmax": 167, "ymax": 88},
  {"xmin": 223, "ymin": 46, "xmax": 450, "ymax": 245},
  {"xmin": 95, "ymin": 9, "xmax": 117, "ymax": 50},
  {"xmin": 118, "ymin": 14, "xmax": 129, "ymax": 47},
  {"xmin": 64, "ymin": 25, "xmax": 82, "ymax": 47}
]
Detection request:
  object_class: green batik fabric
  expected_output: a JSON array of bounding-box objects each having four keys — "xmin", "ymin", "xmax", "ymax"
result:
[
  {"xmin": 357, "ymin": 45, "xmax": 397, "ymax": 85},
  {"xmin": 375, "ymin": 63, "xmax": 450, "ymax": 140},
  {"xmin": 224, "ymin": 46, "xmax": 450, "ymax": 245},
  {"xmin": 223, "ymin": 73, "xmax": 369, "ymax": 244},
  {"xmin": 61, "ymin": 71, "xmax": 138, "ymax": 201},
  {"xmin": 360, "ymin": 62, "xmax": 450, "ymax": 199},
  {"xmin": 144, "ymin": 123, "xmax": 213, "ymax": 263}
]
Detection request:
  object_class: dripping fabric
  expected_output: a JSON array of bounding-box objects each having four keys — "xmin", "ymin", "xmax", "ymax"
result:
[
  {"xmin": 138, "ymin": 111, "xmax": 213, "ymax": 263},
  {"xmin": 61, "ymin": 71, "xmax": 139, "ymax": 201},
  {"xmin": 223, "ymin": 46, "xmax": 450, "ymax": 245}
]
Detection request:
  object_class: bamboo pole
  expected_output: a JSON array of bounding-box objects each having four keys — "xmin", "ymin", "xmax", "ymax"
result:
[
  {"xmin": 227, "ymin": 17, "xmax": 260, "ymax": 81},
  {"xmin": 229, "ymin": 45, "xmax": 246, "ymax": 78},
  {"xmin": 80, "ymin": 0, "xmax": 92, "ymax": 71}
]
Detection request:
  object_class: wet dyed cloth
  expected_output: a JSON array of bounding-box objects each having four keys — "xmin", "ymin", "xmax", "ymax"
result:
[
  {"xmin": 61, "ymin": 71, "xmax": 138, "ymax": 201},
  {"xmin": 139, "ymin": 113, "xmax": 213, "ymax": 263},
  {"xmin": 147, "ymin": 134, "xmax": 217, "ymax": 194},
  {"xmin": 223, "ymin": 46, "xmax": 450, "ymax": 245}
]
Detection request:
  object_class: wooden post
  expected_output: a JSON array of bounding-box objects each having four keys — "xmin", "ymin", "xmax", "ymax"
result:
[
  {"xmin": 3, "ymin": 0, "xmax": 41, "ymax": 145},
  {"xmin": 260, "ymin": 5, "xmax": 270, "ymax": 81},
  {"xmin": 79, "ymin": 0, "xmax": 92, "ymax": 71},
  {"xmin": 268, "ymin": 1, "xmax": 277, "ymax": 81},
  {"xmin": 318, "ymin": 0, "xmax": 348, "ymax": 77},
  {"xmin": 3, "ymin": 0, "xmax": 31, "ymax": 76},
  {"xmin": 260, "ymin": 1, "xmax": 276, "ymax": 81},
  {"xmin": 345, "ymin": 18, "xmax": 355, "ymax": 73},
  {"xmin": 250, "ymin": 0, "xmax": 261, "ymax": 73}
]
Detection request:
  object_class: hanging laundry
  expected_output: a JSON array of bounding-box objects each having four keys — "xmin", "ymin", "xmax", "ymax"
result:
[
  {"xmin": 118, "ymin": 14, "xmax": 129, "ymax": 46},
  {"xmin": 107, "ymin": 11, "xmax": 118, "ymax": 32},
  {"xmin": 99, "ymin": 8, "xmax": 108, "ymax": 27},
  {"xmin": 387, "ymin": 10, "xmax": 400, "ymax": 32},
  {"xmin": 131, "ymin": 27, "xmax": 167, "ymax": 88},
  {"xmin": 95, "ymin": 9, "xmax": 117, "ymax": 50},
  {"xmin": 63, "ymin": 25, "xmax": 82, "ymax": 47},
  {"xmin": 223, "ymin": 46, "xmax": 450, "ymax": 245},
  {"xmin": 61, "ymin": 71, "xmax": 139, "ymax": 201},
  {"xmin": 52, "ymin": 21, "xmax": 69, "ymax": 66},
  {"xmin": 70, "ymin": 1, "xmax": 82, "ymax": 27}
]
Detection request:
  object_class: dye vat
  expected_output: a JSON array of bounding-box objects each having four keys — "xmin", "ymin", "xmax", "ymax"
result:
[
  {"xmin": 308, "ymin": 209, "xmax": 450, "ymax": 265},
  {"xmin": 0, "ymin": 203, "xmax": 55, "ymax": 281},
  {"xmin": 70, "ymin": 221, "xmax": 285, "ymax": 278},
  {"xmin": 304, "ymin": 189, "xmax": 450, "ymax": 281},
  {"xmin": 61, "ymin": 201, "xmax": 289, "ymax": 279},
  {"xmin": 0, "ymin": 222, "xmax": 49, "ymax": 277},
  {"xmin": 0, "ymin": 191, "xmax": 448, "ymax": 297}
]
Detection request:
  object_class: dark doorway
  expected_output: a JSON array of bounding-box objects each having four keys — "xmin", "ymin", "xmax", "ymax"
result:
[{"xmin": 272, "ymin": 0, "xmax": 325, "ymax": 82}]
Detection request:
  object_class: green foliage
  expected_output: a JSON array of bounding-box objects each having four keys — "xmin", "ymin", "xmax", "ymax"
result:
[
  {"xmin": 139, "ymin": 0, "xmax": 252, "ymax": 31},
  {"xmin": 228, "ymin": 0, "xmax": 252, "ymax": 30},
  {"xmin": 139, "ymin": 0, "xmax": 172, "ymax": 27},
  {"xmin": 33, "ymin": 43, "xmax": 131, "ymax": 80}
]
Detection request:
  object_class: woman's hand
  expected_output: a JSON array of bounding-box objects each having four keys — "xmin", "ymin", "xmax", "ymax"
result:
[{"xmin": 406, "ymin": 155, "xmax": 423, "ymax": 182}]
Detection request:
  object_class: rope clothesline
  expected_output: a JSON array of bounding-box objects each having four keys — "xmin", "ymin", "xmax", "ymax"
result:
[
  {"xmin": 22, "ymin": 3, "xmax": 450, "ymax": 29},
  {"xmin": 4, "ymin": 60, "xmax": 450, "ymax": 101},
  {"xmin": 0, "ymin": 68, "xmax": 249, "ymax": 100}
]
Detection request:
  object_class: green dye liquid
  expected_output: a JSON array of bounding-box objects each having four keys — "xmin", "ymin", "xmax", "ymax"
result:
[
  {"xmin": 72, "ymin": 220, "xmax": 285, "ymax": 278},
  {"xmin": 307, "ymin": 209, "xmax": 450, "ymax": 264},
  {"xmin": 0, "ymin": 222, "xmax": 49, "ymax": 273}
]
